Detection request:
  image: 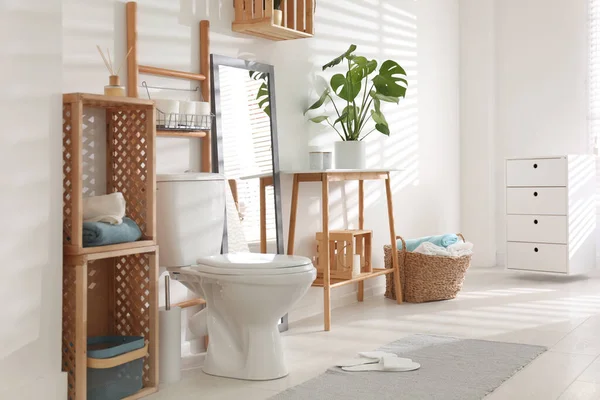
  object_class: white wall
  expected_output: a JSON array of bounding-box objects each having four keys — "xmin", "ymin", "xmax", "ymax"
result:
[
  {"xmin": 63, "ymin": 0, "xmax": 460, "ymax": 320},
  {"xmin": 459, "ymin": 0, "xmax": 497, "ymax": 267},
  {"xmin": 461, "ymin": 0, "xmax": 591, "ymax": 266},
  {"xmin": 0, "ymin": 1, "xmax": 66, "ymax": 398},
  {"xmin": 495, "ymin": 0, "xmax": 590, "ymax": 259}
]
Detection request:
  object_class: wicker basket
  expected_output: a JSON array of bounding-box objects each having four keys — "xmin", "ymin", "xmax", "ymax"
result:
[{"xmin": 384, "ymin": 234, "xmax": 471, "ymax": 303}]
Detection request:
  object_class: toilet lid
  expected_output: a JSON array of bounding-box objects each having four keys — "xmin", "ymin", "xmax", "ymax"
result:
[{"xmin": 193, "ymin": 253, "xmax": 314, "ymax": 276}]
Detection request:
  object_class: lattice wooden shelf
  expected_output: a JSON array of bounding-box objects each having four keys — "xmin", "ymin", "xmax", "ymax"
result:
[
  {"xmin": 62, "ymin": 93, "xmax": 156, "ymax": 255},
  {"xmin": 63, "ymin": 249, "xmax": 159, "ymax": 400},
  {"xmin": 62, "ymin": 93, "xmax": 159, "ymax": 400},
  {"xmin": 232, "ymin": 0, "xmax": 314, "ymax": 41}
]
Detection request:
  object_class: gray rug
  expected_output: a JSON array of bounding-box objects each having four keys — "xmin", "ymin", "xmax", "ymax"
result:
[{"xmin": 270, "ymin": 334, "xmax": 546, "ymax": 400}]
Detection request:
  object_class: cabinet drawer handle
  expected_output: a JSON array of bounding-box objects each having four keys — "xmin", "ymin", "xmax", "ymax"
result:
[
  {"xmin": 534, "ymin": 219, "xmax": 538, "ymax": 224},
  {"xmin": 534, "ymin": 191, "xmax": 538, "ymax": 197},
  {"xmin": 534, "ymin": 247, "xmax": 539, "ymax": 252},
  {"xmin": 533, "ymin": 163, "xmax": 538, "ymax": 169}
]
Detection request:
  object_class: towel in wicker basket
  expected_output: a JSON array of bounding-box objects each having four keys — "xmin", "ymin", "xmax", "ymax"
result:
[{"xmin": 384, "ymin": 234, "xmax": 471, "ymax": 303}]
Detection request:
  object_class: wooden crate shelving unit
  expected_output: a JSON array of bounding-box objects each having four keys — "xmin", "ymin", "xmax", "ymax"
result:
[
  {"xmin": 62, "ymin": 93, "xmax": 159, "ymax": 400},
  {"xmin": 232, "ymin": 0, "xmax": 315, "ymax": 41},
  {"xmin": 315, "ymin": 230, "xmax": 372, "ymax": 280}
]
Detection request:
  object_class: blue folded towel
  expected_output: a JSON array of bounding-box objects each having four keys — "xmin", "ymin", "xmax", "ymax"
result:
[
  {"xmin": 397, "ymin": 234, "xmax": 461, "ymax": 252},
  {"xmin": 82, "ymin": 217, "xmax": 142, "ymax": 247}
]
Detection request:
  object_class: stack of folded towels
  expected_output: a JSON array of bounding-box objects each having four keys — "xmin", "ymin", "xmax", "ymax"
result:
[
  {"xmin": 82, "ymin": 192, "xmax": 142, "ymax": 247},
  {"xmin": 397, "ymin": 234, "xmax": 473, "ymax": 257}
]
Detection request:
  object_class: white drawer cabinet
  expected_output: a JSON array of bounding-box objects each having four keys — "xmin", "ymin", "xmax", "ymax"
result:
[
  {"xmin": 505, "ymin": 155, "xmax": 596, "ymax": 275},
  {"xmin": 506, "ymin": 187, "xmax": 567, "ymax": 215},
  {"xmin": 506, "ymin": 215, "xmax": 568, "ymax": 244},
  {"xmin": 506, "ymin": 158, "xmax": 567, "ymax": 187},
  {"xmin": 507, "ymin": 242, "xmax": 568, "ymax": 273}
]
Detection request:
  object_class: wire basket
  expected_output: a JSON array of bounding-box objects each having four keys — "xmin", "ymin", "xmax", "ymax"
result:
[{"xmin": 156, "ymin": 109, "xmax": 213, "ymax": 131}]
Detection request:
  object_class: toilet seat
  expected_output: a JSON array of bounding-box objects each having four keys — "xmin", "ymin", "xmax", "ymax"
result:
[{"xmin": 193, "ymin": 253, "xmax": 314, "ymax": 276}]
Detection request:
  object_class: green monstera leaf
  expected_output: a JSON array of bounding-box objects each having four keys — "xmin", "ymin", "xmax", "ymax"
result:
[
  {"xmin": 256, "ymin": 82, "xmax": 270, "ymax": 117},
  {"xmin": 371, "ymin": 109, "xmax": 390, "ymax": 135},
  {"xmin": 372, "ymin": 60, "xmax": 408, "ymax": 98},
  {"xmin": 350, "ymin": 57, "xmax": 377, "ymax": 82},
  {"xmin": 322, "ymin": 44, "xmax": 357, "ymax": 71},
  {"xmin": 369, "ymin": 97, "xmax": 390, "ymax": 136},
  {"xmin": 331, "ymin": 74, "xmax": 361, "ymax": 102},
  {"xmin": 370, "ymin": 90, "xmax": 400, "ymax": 104},
  {"xmin": 304, "ymin": 88, "xmax": 331, "ymax": 115},
  {"xmin": 249, "ymin": 70, "xmax": 268, "ymax": 81},
  {"xmin": 309, "ymin": 115, "xmax": 329, "ymax": 123},
  {"xmin": 334, "ymin": 105, "xmax": 359, "ymax": 126},
  {"xmin": 250, "ymin": 71, "xmax": 271, "ymax": 117}
]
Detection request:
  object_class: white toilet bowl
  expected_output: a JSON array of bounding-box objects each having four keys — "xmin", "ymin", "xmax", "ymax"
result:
[{"xmin": 170, "ymin": 253, "xmax": 316, "ymax": 381}]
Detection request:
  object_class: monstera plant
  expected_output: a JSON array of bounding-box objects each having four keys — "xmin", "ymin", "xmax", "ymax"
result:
[
  {"xmin": 250, "ymin": 70, "xmax": 270, "ymax": 117},
  {"xmin": 304, "ymin": 45, "xmax": 408, "ymax": 169}
]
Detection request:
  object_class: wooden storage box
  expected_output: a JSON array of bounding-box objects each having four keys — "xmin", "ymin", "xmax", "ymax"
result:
[{"xmin": 315, "ymin": 230, "xmax": 372, "ymax": 280}]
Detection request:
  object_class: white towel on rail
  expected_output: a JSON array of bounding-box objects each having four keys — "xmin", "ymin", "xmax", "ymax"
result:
[{"xmin": 83, "ymin": 192, "xmax": 126, "ymax": 225}]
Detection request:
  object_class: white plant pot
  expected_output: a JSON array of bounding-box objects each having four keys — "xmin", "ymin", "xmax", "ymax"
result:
[
  {"xmin": 273, "ymin": 10, "xmax": 283, "ymax": 26},
  {"xmin": 334, "ymin": 141, "xmax": 366, "ymax": 169}
]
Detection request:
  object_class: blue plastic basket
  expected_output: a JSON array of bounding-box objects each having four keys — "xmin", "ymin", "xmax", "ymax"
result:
[{"xmin": 87, "ymin": 336, "xmax": 147, "ymax": 400}]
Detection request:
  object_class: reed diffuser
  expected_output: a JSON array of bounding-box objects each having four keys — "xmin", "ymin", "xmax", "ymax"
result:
[{"xmin": 97, "ymin": 46, "xmax": 131, "ymax": 97}]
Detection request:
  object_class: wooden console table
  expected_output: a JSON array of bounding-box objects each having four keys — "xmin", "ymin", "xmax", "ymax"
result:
[{"xmin": 284, "ymin": 170, "xmax": 403, "ymax": 331}]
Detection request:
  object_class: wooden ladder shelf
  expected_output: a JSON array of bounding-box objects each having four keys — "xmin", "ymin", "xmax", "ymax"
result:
[{"xmin": 126, "ymin": 1, "xmax": 213, "ymax": 171}]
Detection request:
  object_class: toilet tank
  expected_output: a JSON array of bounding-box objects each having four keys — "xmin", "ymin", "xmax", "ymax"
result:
[{"xmin": 157, "ymin": 173, "xmax": 225, "ymax": 267}]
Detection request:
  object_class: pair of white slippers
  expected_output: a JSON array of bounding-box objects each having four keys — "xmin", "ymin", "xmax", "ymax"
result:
[{"xmin": 337, "ymin": 351, "xmax": 421, "ymax": 372}]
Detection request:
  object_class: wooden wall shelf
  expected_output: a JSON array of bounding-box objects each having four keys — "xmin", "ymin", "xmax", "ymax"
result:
[{"xmin": 232, "ymin": 0, "xmax": 314, "ymax": 41}]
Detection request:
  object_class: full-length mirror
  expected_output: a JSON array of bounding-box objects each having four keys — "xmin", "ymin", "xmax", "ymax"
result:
[{"xmin": 210, "ymin": 55, "xmax": 283, "ymax": 255}]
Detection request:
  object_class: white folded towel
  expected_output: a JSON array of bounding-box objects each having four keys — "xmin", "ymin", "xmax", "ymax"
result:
[
  {"xmin": 447, "ymin": 241, "xmax": 474, "ymax": 256},
  {"xmin": 413, "ymin": 242, "xmax": 451, "ymax": 256},
  {"xmin": 413, "ymin": 241, "xmax": 473, "ymax": 257},
  {"xmin": 83, "ymin": 192, "xmax": 126, "ymax": 225}
]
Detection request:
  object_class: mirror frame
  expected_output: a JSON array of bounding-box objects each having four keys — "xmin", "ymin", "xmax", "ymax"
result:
[{"xmin": 209, "ymin": 54, "xmax": 285, "ymax": 256}]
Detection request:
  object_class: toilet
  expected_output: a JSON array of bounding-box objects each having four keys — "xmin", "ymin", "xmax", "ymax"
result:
[{"xmin": 157, "ymin": 173, "xmax": 316, "ymax": 381}]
